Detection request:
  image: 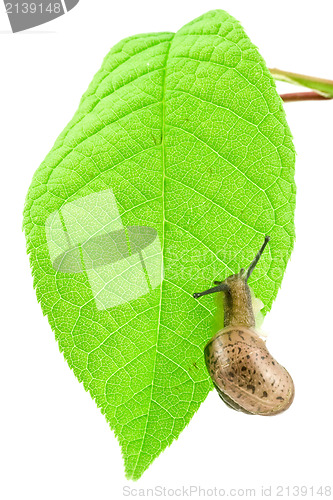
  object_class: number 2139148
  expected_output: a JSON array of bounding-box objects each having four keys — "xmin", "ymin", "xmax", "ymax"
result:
[
  {"xmin": 276, "ymin": 486, "xmax": 331, "ymax": 496},
  {"xmin": 5, "ymin": 3, "xmax": 62, "ymax": 14}
]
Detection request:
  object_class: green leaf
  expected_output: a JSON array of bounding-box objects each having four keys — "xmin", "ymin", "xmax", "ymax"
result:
[{"xmin": 23, "ymin": 9, "xmax": 296, "ymax": 480}]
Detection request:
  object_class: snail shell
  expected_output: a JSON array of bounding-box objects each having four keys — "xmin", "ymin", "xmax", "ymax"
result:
[{"xmin": 205, "ymin": 326, "xmax": 295, "ymax": 416}]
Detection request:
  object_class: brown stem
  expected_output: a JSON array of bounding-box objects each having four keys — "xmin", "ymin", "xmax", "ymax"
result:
[{"xmin": 280, "ymin": 91, "xmax": 332, "ymax": 103}]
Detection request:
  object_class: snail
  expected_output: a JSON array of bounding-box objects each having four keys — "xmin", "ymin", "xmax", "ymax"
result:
[{"xmin": 193, "ymin": 236, "xmax": 294, "ymax": 416}]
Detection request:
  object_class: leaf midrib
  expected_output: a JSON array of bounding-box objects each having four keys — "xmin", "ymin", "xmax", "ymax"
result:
[{"xmin": 131, "ymin": 37, "xmax": 173, "ymax": 478}]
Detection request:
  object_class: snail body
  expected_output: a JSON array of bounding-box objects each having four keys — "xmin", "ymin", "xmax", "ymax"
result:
[{"xmin": 194, "ymin": 237, "xmax": 295, "ymax": 416}]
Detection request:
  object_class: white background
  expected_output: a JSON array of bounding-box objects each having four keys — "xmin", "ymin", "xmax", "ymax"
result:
[{"xmin": 1, "ymin": 1, "xmax": 333, "ymax": 499}]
